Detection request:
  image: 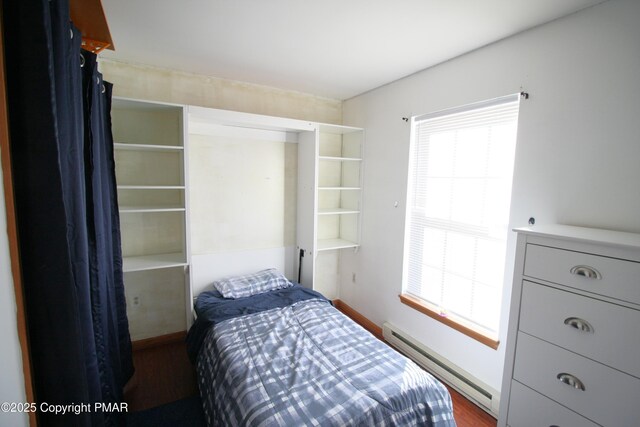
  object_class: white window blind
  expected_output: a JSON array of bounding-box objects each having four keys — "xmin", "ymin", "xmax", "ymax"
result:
[{"xmin": 404, "ymin": 94, "xmax": 520, "ymax": 336}]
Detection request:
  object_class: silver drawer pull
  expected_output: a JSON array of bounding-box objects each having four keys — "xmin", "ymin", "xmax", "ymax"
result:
[
  {"xmin": 557, "ymin": 373, "xmax": 586, "ymax": 391},
  {"xmin": 570, "ymin": 265, "xmax": 601, "ymax": 280},
  {"xmin": 563, "ymin": 317, "xmax": 594, "ymax": 333}
]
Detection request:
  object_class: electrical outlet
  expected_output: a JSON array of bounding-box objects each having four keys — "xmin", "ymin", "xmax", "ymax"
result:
[{"xmin": 133, "ymin": 296, "xmax": 140, "ymax": 306}]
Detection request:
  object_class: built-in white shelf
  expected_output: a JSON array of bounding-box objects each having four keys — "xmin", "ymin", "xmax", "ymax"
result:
[
  {"xmin": 113, "ymin": 97, "xmax": 191, "ymax": 339},
  {"xmin": 313, "ymin": 121, "xmax": 364, "ymax": 311},
  {"xmin": 119, "ymin": 205, "xmax": 185, "ymax": 213},
  {"xmin": 318, "ymin": 186, "xmax": 361, "ymax": 191},
  {"xmin": 114, "ymin": 143, "xmax": 183, "ymax": 152},
  {"xmin": 122, "ymin": 253, "xmax": 188, "ymax": 273},
  {"xmin": 317, "ymin": 238, "xmax": 359, "ymax": 251},
  {"xmin": 317, "ymin": 208, "xmax": 360, "ymax": 215},
  {"xmin": 319, "ymin": 156, "xmax": 362, "ymax": 162}
]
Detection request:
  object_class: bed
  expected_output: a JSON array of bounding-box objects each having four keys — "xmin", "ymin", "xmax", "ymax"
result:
[{"xmin": 187, "ymin": 270, "xmax": 456, "ymax": 426}]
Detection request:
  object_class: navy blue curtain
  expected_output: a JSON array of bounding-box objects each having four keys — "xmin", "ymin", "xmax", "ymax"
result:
[{"xmin": 2, "ymin": 1, "xmax": 133, "ymax": 426}]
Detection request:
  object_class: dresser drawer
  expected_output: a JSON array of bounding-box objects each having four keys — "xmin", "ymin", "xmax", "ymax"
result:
[
  {"xmin": 513, "ymin": 332, "xmax": 640, "ymax": 427},
  {"xmin": 507, "ymin": 380, "xmax": 599, "ymax": 427},
  {"xmin": 519, "ymin": 281, "xmax": 640, "ymax": 377},
  {"xmin": 524, "ymin": 244, "xmax": 640, "ymax": 305}
]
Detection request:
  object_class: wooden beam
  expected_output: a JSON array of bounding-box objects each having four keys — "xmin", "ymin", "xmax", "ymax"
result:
[{"xmin": 69, "ymin": 0, "xmax": 114, "ymax": 52}]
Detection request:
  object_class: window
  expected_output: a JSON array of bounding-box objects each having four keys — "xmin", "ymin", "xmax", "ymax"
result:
[{"xmin": 402, "ymin": 94, "xmax": 520, "ymax": 348}]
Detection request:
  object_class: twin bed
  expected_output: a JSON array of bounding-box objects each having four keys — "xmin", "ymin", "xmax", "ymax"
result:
[{"xmin": 187, "ymin": 269, "xmax": 456, "ymax": 426}]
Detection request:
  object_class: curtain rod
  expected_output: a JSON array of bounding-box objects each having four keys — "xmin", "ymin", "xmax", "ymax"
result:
[
  {"xmin": 70, "ymin": 0, "xmax": 114, "ymax": 53},
  {"xmin": 402, "ymin": 91, "xmax": 530, "ymax": 122}
]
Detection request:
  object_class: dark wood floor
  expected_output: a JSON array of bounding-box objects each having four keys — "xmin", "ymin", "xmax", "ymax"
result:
[
  {"xmin": 448, "ymin": 386, "xmax": 497, "ymax": 427},
  {"xmin": 124, "ymin": 338, "xmax": 198, "ymax": 412},
  {"xmin": 125, "ymin": 337, "xmax": 496, "ymax": 426}
]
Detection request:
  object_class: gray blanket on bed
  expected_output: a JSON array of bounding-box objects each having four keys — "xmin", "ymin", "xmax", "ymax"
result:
[{"xmin": 196, "ymin": 298, "xmax": 456, "ymax": 426}]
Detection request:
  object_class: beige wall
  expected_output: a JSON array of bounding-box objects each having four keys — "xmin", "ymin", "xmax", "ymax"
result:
[{"xmin": 100, "ymin": 59, "xmax": 341, "ymax": 123}]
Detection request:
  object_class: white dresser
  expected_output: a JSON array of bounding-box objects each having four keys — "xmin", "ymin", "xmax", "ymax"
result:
[{"xmin": 498, "ymin": 225, "xmax": 640, "ymax": 427}]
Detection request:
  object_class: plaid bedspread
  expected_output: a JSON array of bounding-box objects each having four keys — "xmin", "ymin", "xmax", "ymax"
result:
[{"xmin": 197, "ymin": 298, "xmax": 456, "ymax": 426}]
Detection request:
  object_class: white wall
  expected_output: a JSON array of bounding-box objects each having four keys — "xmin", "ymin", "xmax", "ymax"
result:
[
  {"xmin": 0, "ymin": 151, "xmax": 28, "ymax": 426},
  {"xmin": 342, "ymin": 0, "xmax": 640, "ymax": 393}
]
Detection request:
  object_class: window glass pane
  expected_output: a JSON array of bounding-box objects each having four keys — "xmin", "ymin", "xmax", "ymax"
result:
[
  {"xmin": 454, "ymin": 128, "xmax": 489, "ymax": 177},
  {"xmin": 426, "ymin": 133, "xmax": 455, "ymax": 176},
  {"xmin": 421, "ymin": 266, "xmax": 444, "ymax": 306},
  {"xmin": 423, "ymin": 178, "xmax": 451, "ymax": 219},
  {"xmin": 442, "ymin": 272, "xmax": 473, "ymax": 319},
  {"xmin": 444, "ymin": 232, "xmax": 475, "ymax": 279},
  {"xmin": 450, "ymin": 179, "xmax": 484, "ymax": 225},
  {"xmin": 422, "ymin": 228, "xmax": 446, "ymax": 268}
]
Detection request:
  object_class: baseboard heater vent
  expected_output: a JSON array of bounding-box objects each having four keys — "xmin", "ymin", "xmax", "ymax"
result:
[{"xmin": 382, "ymin": 322, "xmax": 499, "ymax": 418}]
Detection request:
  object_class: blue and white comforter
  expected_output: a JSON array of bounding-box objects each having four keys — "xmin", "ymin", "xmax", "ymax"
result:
[{"xmin": 196, "ymin": 297, "xmax": 456, "ymax": 426}]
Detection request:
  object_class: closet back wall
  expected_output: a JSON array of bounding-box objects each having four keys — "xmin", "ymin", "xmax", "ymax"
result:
[{"xmin": 188, "ymin": 133, "xmax": 297, "ymax": 255}]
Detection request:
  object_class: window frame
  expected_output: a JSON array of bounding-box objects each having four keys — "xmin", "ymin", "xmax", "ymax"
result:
[{"xmin": 401, "ymin": 94, "xmax": 521, "ymax": 349}]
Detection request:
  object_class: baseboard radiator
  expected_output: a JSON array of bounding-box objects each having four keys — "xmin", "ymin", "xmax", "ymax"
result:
[{"xmin": 382, "ymin": 322, "xmax": 500, "ymax": 418}]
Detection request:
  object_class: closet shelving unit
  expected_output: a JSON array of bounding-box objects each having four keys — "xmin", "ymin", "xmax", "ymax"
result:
[
  {"xmin": 305, "ymin": 124, "xmax": 364, "ymax": 299},
  {"xmin": 315, "ymin": 124, "xmax": 364, "ymax": 253},
  {"xmin": 112, "ymin": 97, "xmax": 190, "ymax": 341}
]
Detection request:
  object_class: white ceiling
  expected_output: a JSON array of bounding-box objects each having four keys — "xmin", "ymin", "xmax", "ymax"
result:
[{"xmin": 101, "ymin": 0, "xmax": 605, "ymax": 100}]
